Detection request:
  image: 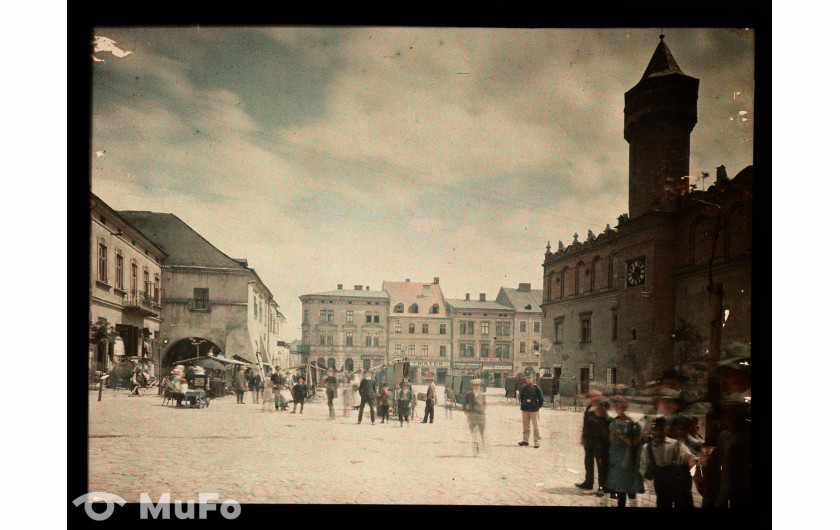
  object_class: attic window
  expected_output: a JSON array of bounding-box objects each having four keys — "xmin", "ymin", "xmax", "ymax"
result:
[{"xmin": 525, "ymin": 304, "xmax": 532, "ymax": 310}]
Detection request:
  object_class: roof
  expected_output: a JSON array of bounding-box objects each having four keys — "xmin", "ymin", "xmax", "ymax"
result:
[
  {"xmin": 91, "ymin": 194, "xmax": 168, "ymax": 258},
  {"xmin": 495, "ymin": 287, "xmax": 545, "ymax": 313},
  {"xmin": 301, "ymin": 289, "xmax": 389, "ymax": 300},
  {"xmin": 640, "ymin": 37, "xmax": 688, "ymax": 81},
  {"xmin": 117, "ymin": 211, "xmax": 246, "ymax": 269},
  {"xmin": 445, "ymin": 298, "xmax": 513, "ymax": 312},
  {"xmin": 382, "ymin": 281, "xmax": 447, "ymax": 316}
]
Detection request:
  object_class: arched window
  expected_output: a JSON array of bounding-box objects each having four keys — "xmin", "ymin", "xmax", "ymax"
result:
[
  {"xmin": 409, "ymin": 303, "xmax": 419, "ymax": 314},
  {"xmin": 545, "ymin": 272, "xmax": 552, "ymax": 300},
  {"xmin": 327, "ymin": 357, "xmax": 336, "ymax": 370},
  {"xmin": 609, "ymin": 252, "xmax": 620, "ymax": 288},
  {"xmin": 726, "ymin": 204, "xmax": 752, "ymax": 258},
  {"xmin": 345, "ymin": 358, "xmax": 354, "ymax": 372},
  {"xmin": 429, "ymin": 304, "xmax": 439, "ymax": 314},
  {"xmin": 560, "ymin": 266, "xmax": 568, "ymax": 298},
  {"xmin": 591, "ymin": 256, "xmax": 601, "ymax": 292},
  {"xmin": 317, "ymin": 357, "xmax": 326, "ymax": 368},
  {"xmin": 575, "ymin": 262, "xmax": 584, "ymax": 295},
  {"xmin": 394, "ymin": 303, "xmax": 404, "ymax": 313}
]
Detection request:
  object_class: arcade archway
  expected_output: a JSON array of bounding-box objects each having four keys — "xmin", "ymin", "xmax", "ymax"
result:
[{"xmin": 163, "ymin": 337, "xmax": 223, "ymax": 367}]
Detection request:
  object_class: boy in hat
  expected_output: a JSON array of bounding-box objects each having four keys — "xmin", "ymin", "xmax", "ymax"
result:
[
  {"xmin": 291, "ymin": 376, "xmax": 308, "ymax": 414},
  {"xmin": 640, "ymin": 417, "xmax": 698, "ymax": 508},
  {"xmin": 377, "ymin": 382, "xmax": 391, "ymax": 423},
  {"xmin": 464, "ymin": 379, "xmax": 487, "ymax": 456},
  {"xmin": 396, "ymin": 381, "xmax": 412, "ymax": 427},
  {"xmin": 270, "ymin": 366, "xmax": 286, "ymax": 411}
]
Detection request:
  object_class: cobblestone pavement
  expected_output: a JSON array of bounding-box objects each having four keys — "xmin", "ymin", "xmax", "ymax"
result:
[{"xmin": 88, "ymin": 387, "xmax": 700, "ymax": 506}]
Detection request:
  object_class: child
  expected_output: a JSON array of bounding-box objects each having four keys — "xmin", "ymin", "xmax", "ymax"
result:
[
  {"xmin": 640, "ymin": 417, "xmax": 698, "ymax": 508},
  {"xmin": 397, "ymin": 381, "xmax": 411, "ymax": 427},
  {"xmin": 378, "ymin": 383, "xmax": 391, "ymax": 423},
  {"xmin": 605, "ymin": 395, "xmax": 644, "ymax": 508},
  {"xmin": 291, "ymin": 376, "xmax": 308, "ymax": 414}
]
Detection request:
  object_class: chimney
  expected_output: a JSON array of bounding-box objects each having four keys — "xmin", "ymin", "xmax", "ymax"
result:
[
  {"xmin": 405, "ymin": 278, "xmax": 411, "ymax": 282},
  {"xmin": 518, "ymin": 283, "xmax": 531, "ymax": 292},
  {"xmin": 337, "ymin": 284, "xmax": 343, "ymax": 290},
  {"xmin": 366, "ymin": 286, "xmax": 370, "ymax": 291},
  {"xmin": 354, "ymin": 285, "xmax": 363, "ymax": 290},
  {"xmin": 465, "ymin": 293, "xmax": 470, "ymax": 301},
  {"xmin": 479, "ymin": 293, "xmax": 486, "ymax": 302},
  {"xmin": 433, "ymin": 277, "xmax": 440, "ymax": 284}
]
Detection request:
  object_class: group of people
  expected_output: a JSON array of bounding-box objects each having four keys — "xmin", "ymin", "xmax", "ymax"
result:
[
  {"xmin": 575, "ymin": 363, "xmax": 751, "ymax": 508},
  {"xmin": 355, "ymin": 369, "xmax": 437, "ymax": 427},
  {"xmin": 231, "ymin": 366, "xmax": 310, "ymax": 412}
]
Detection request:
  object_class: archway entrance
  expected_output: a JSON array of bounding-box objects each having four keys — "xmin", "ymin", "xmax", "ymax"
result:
[{"xmin": 163, "ymin": 337, "xmax": 223, "ymax": 367}]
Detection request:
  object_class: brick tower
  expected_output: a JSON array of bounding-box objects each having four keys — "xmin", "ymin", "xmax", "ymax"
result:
[{"xmin": 624, "ymin": 35, "xmax": 699, "ymax": 218}]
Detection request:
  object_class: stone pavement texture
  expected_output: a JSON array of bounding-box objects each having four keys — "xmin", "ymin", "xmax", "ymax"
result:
[{"xmin": 88, "ymin": 387, "xmax": 699, "ymax": 506}]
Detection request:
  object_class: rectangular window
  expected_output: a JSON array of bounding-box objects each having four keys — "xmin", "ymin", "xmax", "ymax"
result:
[
  {"xmin": 130, "ymin": 263, "xmax": 137, "ymax": 293},
  {"xmin": 365, "ymin": 311, "xmax": 372, "ymax": 323},
  {"xmin": 346, "ymin": 310, "xmax": 354, "ymax": 323},
  {"xmin": 520, "ymin": 320, "xmax": 527, "ymax": 333},
  {"xmin": 460, "ymin": 321, "xmax": 475, "ymax": 335},
  {"xmin": 607, "ymin": 367, "xmax": 617, "ymax": 384},
  {"xmin": 533, "ymin": 340, "xmax": 540, "ymax": 352},
  {"xmin": 97, "ymin": 243, "xmax": 108, "ymax": 282},
  {"xmin": 459, "ymin": 343, "xmax": 475, "ymax": 357},
  {"xmin": 194, "ymin": 288, "xmax": 209, "ymax": 310},
  {"xmin": 319, "ymin": 332, "xmax": 326, "ymax": 346},
  {"xmin": 421, "ymin": 323, "xmax": 429, "ymax": 334},
  {"xmin": 409, "ymin": 323, "xmax": 416, "ymax": 334},
  {"xmin": 319, "ymin": 309, "xmax": 326, "ymax": 322},
  {"xmin": 495, "ymin": 321, "xmax": 511, "ymax": 336},
  {"xmin": 327, "ymin": 333, "xmax": 334, "ymax": 346},
  {"xmin": 394, "ymin": 321, "xmax": 402, "ymax": 333},
  {"xmin": 479, "ymin": 342, "xmax": 489, "ymax": 358},
  {"xmin": 421, "ymin": 345, "xmax": 428, "ymax": 356},
  {"xmin": 439, "ymin": 345, "xmax": 447, "ymax": 357},
  {"xmin": 153, "ymin": 275, "xmax": 160, "ymax": 302},
  {"xmin": 374, "ymin": 312, "xmax": 380, "ymax": 323},
  {"xmin": 439, "ymin": 323, "xmax": 446, "ymax": 334},
  {"xmin": 519, "ymin": 341, "xmax": 526, "ymax": 353},
  {"xmin": 611, "ymin": 311, "xmax": 618, "ymax": 340},
  {"xmin": 408, "ymin": 344, "xmax": 415, "ymax": 356},
  {"xmin": 114, "ymin": 253, "xmax": 123, "ymax": 289},
  {"xmin": 554, "ymin": 318, "xmax": 564, "ymax": 344},
  {"xmin": 495, "ymin": 343, "xmax": 510, "ymax": 359},
  {"xmin": 481, "ymin": 321, "xmax": 490, "ymax": 335},
  {"xmin": 327, "ymin": 310, "xmax": 334, "ymax": 322},
  {"xmin": 534, "ymin": 321, "xmax": 541, "ymax": 333},
  {"xmin": 345, "ymin": 331, "xmax": 353, "ymax": 346},
  {"xmin": 365, "ymin": 333, "xmax": 371, "ymax": 346},
  {"xmin": 373, "ymin": 334, "xmax": 379, "ymax": 347},
  {"xmin": 580, "ymin": 314, "xmax": 592, "ymax": 343},
  {"xmin": 395, "ymin": 344, "xmax": 402, "ymax": 356},
  {"xmin": 143, "ymin": 270, "xmax": 150, "ymax": 297}
]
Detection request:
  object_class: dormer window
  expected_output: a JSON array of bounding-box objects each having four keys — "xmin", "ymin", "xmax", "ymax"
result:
[
  {"xmin": 525, "ymin": 304, "xmax": 532, "ymax": 310},
  {"xmin": 394, "ymin": 303, "xmax": 404, "ymax": 313},
  {"xmin": 408, "ymin": 303, "xmax": 419, "ymax": 314},
  {"xmin": 430, "ymin": 304, "xmax": 439, "ymax": 314}
]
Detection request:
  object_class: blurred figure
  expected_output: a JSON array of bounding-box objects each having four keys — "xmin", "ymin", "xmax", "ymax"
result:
[
  {"xmin": 713, "ymin": 394, "xmax": 751, "ymax": 508},
  {"xmin": 640, "ymin": 417, "xmax": 698, "ymax": 508},
  {"xmin": 464, "ymin": 378, "xmax": 487, "ymax": 456},
  {"xmin": 357, "ymin": 370, "xmax": 377, "ymax": 425},
  {"xmin": 270, "ymin": 366, "xmax": 286, "ymax": 411},
  {"xmin": 444, "ymin": 385, "xmax": 455, "ymax": 419},
  {"xmin": 234, "ymin": 367, "xmax": 247, "ymax": 404},
  {"xmin": 324, "ymin": 368, "xmax": 338, "ymax": 420},
  {"xmin": 671, "ymin": 415, "xmax": 703, "ymax": 507},
  {"xmin": 576, "ymin": 391, "xmax": 611, "ymax": 496},
  {"xmin": 377, "ymin": 383, "xmax": 391, "ymax": 423},
  {"xmin": 396, "ymin": 381, "xmax": 411, "ymax": 427},
  {"xmin": 341, "ymin": 374, "xmax": 352, "ymax": 417},
  {"xmin": 518, "ymin": 374, "xmax": 544, "ymax": 448},
  {"xmin": 605, "ymin": 396, "xmax": 644, "ymax": 508}
]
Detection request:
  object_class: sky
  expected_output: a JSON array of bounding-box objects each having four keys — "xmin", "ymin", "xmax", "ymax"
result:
[{"xmin": 90, "ymin": 27, "xmax": 754, "ymax": 342}]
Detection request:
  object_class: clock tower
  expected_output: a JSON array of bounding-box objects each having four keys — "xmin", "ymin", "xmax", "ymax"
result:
[{"xmin": 624, "ymin": 35, "xmax": 699, "ymax": 219}]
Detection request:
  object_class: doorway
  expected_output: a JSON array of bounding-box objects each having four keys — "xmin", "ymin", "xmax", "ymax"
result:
[
  {"xmin": 493, "ymin": 373, "xmax": 502, "ymax": 387},
  {"xmin": 553, "ymin": 367, "xmax": 562, "ymax": 379},
  {"xmin": 580, "ymin": 368, "xmax": 590, "ymax": 394}
]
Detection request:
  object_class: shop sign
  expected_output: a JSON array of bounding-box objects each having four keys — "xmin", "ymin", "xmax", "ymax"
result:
[
  {"xmin": 485, "ymin": 364, "xmax": 513, "ymax": 370},
  {"xmin": 521, "ymin": 362, "xmax": 539, "ymax": 366},
  {"xmin": 361, "ymin": 355, "xmax": 383, "ymax": 360},
  {"xmin": 452, "ymin": 362, "xmax": 481, "ymax": 369},
  {"xmin": 413, "ymin": 361, "xmax": 449, "ymax": 367}
]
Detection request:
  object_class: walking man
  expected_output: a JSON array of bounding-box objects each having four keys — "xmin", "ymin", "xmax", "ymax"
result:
[
  {"xmin": 234, "ymin": 367, "xmax": 247, "ymax": 404},
  {"xmin": 324, "ymin": 368, "xmax": 338, "ymax": 420},
  {"xmin": 357, "ymin": 370, "xmax": 377, "ymax": 425},
  {"xmin": 270, "ymin": 366, "xmax": 285, "ymax": 411},
  {"xmin": 464, "ymin": 379, "xmax": 487, "ymax": 456},
  {"xmin": 291, "ymin": 376, "xmax": 308, "ymax": 414},
  {"xmin": 422, "ymin": 377, "xmax": 437, "ymax": 424},
  {"xmin": 518, "ymin": 374, "xmax": 544, "ymax": 448}
]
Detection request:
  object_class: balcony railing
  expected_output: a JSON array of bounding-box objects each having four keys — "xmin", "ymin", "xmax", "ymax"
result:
[{"xmin": 123, "ymin": 291, "xmax": 159, "ymax": 316}]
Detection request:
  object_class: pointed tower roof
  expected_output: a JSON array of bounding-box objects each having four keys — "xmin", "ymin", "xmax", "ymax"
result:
[{"xmin": 640, "ymin": 35, "xmax": 687, "ymax": 80}]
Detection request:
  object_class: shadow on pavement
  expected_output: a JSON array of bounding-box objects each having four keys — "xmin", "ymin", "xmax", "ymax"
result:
[{"xmin": 544, "ymin": 485, "xmax": 588, "ymax": 496}]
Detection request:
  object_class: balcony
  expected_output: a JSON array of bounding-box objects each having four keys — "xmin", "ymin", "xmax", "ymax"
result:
[{"xmin": 123, "ymin": 291, "xmax": 159, "ymax": 317}]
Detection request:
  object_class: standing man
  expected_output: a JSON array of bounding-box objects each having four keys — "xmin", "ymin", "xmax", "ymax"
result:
[
  {"xmin": 464, "ymin": 379, "xmax": 487, "ymax": 456},
  {"xmin": 518, "ymin": 374, "xmax": 544, "ymax": 448},
  {"xmin": 422, "ymin": 377, "xmax": 437, "ymax": 424},
  {"xmin": 270, "ymin": 366, "xmax": 285, "ymax": 411},
  {"xmin": 396, "ymin": 381, "xmax": 412, "ymax": 427},
  {"xmin": 324, "ymin": 368, "xmax": 338, "ymax": 420},
  {"xmin": 576, "ymin": 392, "xmax": 611, "ymax": 495},
  {"xmin": 357, "ymin": 370, "xmax": 377, "ymax": 425},
  {"xmin": 234, "ymin": 367, "xmax": 247, "ymax": 404}
]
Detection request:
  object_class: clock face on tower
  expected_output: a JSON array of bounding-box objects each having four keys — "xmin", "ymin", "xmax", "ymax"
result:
[{"xmin": 626, "ymin": 257, "xmax": 646, "ymax": 287}]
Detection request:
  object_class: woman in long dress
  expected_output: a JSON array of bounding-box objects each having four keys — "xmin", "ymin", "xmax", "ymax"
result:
[{"xmin": 605, "ymin": 395, "xmax": 645, "ymax": 507}]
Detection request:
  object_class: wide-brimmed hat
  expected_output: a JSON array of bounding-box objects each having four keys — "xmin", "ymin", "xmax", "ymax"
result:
[
  {"xmin": 470, "ymin": 379, "xmax": 483, "ymax": 385},
  {"xmin": 657, "ymin": 368, "xmax": 689, "ymax": 383},
  {"xmin": 654, "ymin": 388, "xmax": 684, "ymax": 405}
]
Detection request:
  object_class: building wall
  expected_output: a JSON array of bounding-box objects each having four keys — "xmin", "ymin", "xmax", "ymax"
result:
[
  {"xmin": 450, "ymin": 309, "xmax": 514, "ymax": 382},
  {"xmin": 301, "ymin": 294, "xmax": 390, "ymax": 372},
  {"xmin": 512, "ymin": 311, "xmax": 543, "ymax": 375},
  {"xmin": 390, "ymin": 314, "xmax": 451, "ymax": 379}
]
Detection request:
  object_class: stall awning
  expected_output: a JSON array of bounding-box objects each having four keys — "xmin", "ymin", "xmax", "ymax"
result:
[{"xmin": 172, "ymin": 355, "xmax": 251, "ymax": 366}]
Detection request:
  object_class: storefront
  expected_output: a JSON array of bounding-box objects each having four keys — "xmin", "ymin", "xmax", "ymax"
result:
[
  {"xmin": 361, "ymin": 354, "xmax": 384, "ymax": 372},
  {"xmin": 481, "ymin": 363, "xmax": 514, "ymax": 388},
  {"xmin": 412, "ymin": 360, "xmax": 449, "ymax": 383}
]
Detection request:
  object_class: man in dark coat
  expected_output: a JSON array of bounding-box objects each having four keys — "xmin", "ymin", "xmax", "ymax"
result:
[
  {"xmin": 576, "ymin": 392, "xmax": 611, "ymax": 495},
  {"xmin": 324, "ymin": 368, "xmax": 338, "ymax": 420},
  {"xmin": 357, "ymin": 370, "xmax": 377, "ymax": 425},
  {"xmin": 518, "ymin": 374, "xmax": 544, "ymax": 448},
  {"xmin": 270, "ymin": 366, "xmax": 286, "ymax": 411}
]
